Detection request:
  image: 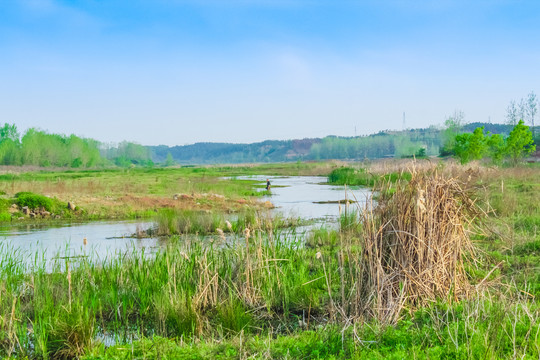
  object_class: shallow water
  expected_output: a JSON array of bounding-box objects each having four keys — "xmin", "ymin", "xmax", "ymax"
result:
[
  {"xmin": 0, "ymin": 220, "xmax": 155, "ymax": 269},
  {"xmin": 0, "ymin": 176, "xmax": 369, "ymax": 266},
  {"xmin": 240, "ymin": 175, "xmax": 369, "ymax": 222}
]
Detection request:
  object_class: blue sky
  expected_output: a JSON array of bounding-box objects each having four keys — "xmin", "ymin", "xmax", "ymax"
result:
[{"xmin": 1, "ymin": 0, "xmax": 540, "ymax": 145}]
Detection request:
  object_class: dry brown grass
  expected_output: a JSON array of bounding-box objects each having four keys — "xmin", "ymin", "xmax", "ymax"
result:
[{"xmin": 358, "ymin": 167, "xmax": 482, "ymax": 324}]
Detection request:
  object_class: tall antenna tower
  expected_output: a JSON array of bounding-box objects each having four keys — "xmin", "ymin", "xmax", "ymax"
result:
[{"xmin": 403, "ymin": 112, "xmax": 406, "ymax": 130}]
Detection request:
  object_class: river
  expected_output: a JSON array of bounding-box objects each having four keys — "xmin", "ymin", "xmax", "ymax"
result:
[{"xmin": 0, "ymin": 176, "xmax": 369, "ymax": 267}]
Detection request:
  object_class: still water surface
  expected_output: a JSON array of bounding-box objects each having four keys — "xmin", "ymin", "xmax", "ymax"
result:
[{"xmin": 0, "ymin": 176, "xmax": 369, "ymax": 265}]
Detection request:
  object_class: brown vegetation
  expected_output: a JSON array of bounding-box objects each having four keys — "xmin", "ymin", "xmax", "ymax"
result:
[{"xmin": 358, "ymin": 168, "xmax": 481, "ymax": 323}]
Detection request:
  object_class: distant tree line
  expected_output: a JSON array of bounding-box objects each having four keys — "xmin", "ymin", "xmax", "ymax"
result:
[
  {"xmin": 0, "ymin": 124, "xmax": 152, "ymax": 168},
  {"xmin": 308, "ymin": 128, "xmax": 441, "ymax": 161},
  {"xmin": 3, "ymin": 105, "xmax": 537, "ymax": 168},
  {"xmin": 149, "ymin": 121, "xmax": 525, "ymax": 165},
  {"xmin": 100, "ymin": 141, "xmax": 153, "ymax": 167}
]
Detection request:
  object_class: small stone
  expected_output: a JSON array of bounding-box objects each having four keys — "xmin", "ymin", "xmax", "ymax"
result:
[
  {"xmin": 22, "ymin": 206, "xmax": 30, "ymax": 215},
  {"xmin": 67, "ymin": 202, "xmax": 76, "ymax": 211}
]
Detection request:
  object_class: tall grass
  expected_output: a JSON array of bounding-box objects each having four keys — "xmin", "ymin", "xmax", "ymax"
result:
[
  {"xmin": 358, "ymin": 170, "xmax": 481, "ymax": 324},
  {"xmin": 0, "ymin": 225, "xmax": 337, "ymax": 358}
]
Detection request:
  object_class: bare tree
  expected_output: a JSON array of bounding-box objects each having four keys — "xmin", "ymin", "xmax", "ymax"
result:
[
  {"xmin": 525, "ymin": 91, "xmax": 537, "ymax": 138},
  {"xmin": 505, "ymin": 100, "xmax": 518, "ymax": 126},
  {"xmin": 518, "ymin": 98, "xmax": 526, "ymax": 123}
]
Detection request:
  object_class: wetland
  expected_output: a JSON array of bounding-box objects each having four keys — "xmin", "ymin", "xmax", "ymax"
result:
[{"xmin": 0, "ymin": 160, "xmax": 539, "ymax": 359}]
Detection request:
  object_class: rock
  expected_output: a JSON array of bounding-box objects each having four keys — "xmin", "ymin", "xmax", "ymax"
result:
[
  {"xmin": 18, "ymin": 217, "xmax": 24, "ymax": 220},
  {"xmin": 67, "ymin": 202, "xmax": 76, "ymax": 211},
  {"xmin": 173, "ymin": 193, "xmax": 193, "ymax": 200},
  {"xmin": 29, "ymin": 212, "xmax": 36, "ymax": 218},
  {"xmin": 210, "ymin": 193, "xmax": 226, "ymax": 200},
  {"xmin": 42, "ymin": 211, "xmax": 51, "ymax": 217},
  {"xmin": 22, "ymin": 206, "xmax": 30, "ymax": 215}
]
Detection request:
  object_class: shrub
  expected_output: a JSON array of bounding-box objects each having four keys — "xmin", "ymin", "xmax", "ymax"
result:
[
  {"xmin": 15, "ymin": 192, "xmax": 54, "ymax": 211},
  {"xmin": 328, "ymin": 167, "xmax": 374, "ymax": 186}
]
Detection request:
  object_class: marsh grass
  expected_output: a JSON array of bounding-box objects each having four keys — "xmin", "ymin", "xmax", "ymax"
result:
[
  {"xmin": 153, "ymin": 208, "xmax": 303, "ymax": 236},
  {"xmin": 0, "ymin": 224, "xmax": 339, "ymax": 358}
]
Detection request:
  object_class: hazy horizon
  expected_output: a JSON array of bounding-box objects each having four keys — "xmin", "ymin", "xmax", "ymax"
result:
[{"xmin": 1, "ymin": 1, "xmax": 539, "ymax": 146}]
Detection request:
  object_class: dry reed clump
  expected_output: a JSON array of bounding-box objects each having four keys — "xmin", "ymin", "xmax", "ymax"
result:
[{"xmin": 359, "ymin": 169, "xmax": 481, "ymax": 324}]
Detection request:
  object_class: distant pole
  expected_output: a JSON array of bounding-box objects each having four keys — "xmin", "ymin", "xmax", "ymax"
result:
[
  {"xmin": 403, "ymin": 112, "xmax": 406, "ymax": 130},
  {"xmin": 355, "ymin": 126, "xmax": 357, "ymax": 137}
]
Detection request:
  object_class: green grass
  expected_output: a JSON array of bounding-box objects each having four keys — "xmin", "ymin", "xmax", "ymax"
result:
[
  {"xmin": 0, "ymin": 163, "xmax": 340, "ymax": 222},
  {"xmin": 82, "ymin": 296, "xmax": 540, "ymax": 359},
  {"xmin": 327, "ymin": 166, "xmax": 412, "ymax": 187}
]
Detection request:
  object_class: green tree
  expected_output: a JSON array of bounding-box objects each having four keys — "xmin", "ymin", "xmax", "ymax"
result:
[
  {"xmin": 0, "ymin": 123, "xmax": 19, "ymax": 142},
  {"xmin": 164, "ymin": 152, "xmax": 176, "ymax": 166},
  {"xmin": 0, "ymin": 123, "xmax": 21, "ymax": 165},
  {"xmin": 505, "ymin": 120, "xmax": 536, "ymax": 165},
  {"xmin": 440, "ymin": 110, "xmax": 464, "ymax": 156},
  {"xmin": 486, "ymin": 133, "xmax": 505, "ymax": 164},
  {"xmin": 453, "ymin": 127, "xmax": 488, "ymax": 164}
]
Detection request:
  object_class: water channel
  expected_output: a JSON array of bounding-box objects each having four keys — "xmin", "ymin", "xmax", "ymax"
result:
[{"xmin": 0, "ymin": 176, "xmax": 369, "ymax": 266}]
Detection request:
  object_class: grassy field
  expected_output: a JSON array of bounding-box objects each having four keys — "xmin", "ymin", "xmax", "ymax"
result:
[
  {"xmin": 0, "ymin": 162, "xmax": 340, "ymax": 222},
  {"xmin": 0, "ymin": 160, "xmax": 539, "ymax": 359}
]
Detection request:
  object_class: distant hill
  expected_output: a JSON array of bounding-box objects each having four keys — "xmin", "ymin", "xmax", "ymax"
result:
[
  {"xmin": 150, "ymin": 138, "xmax": 318, "ymax": 164},
  {"xmin": 149, "ymin": 122, "xmax": 532, "ymax": 165}
]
